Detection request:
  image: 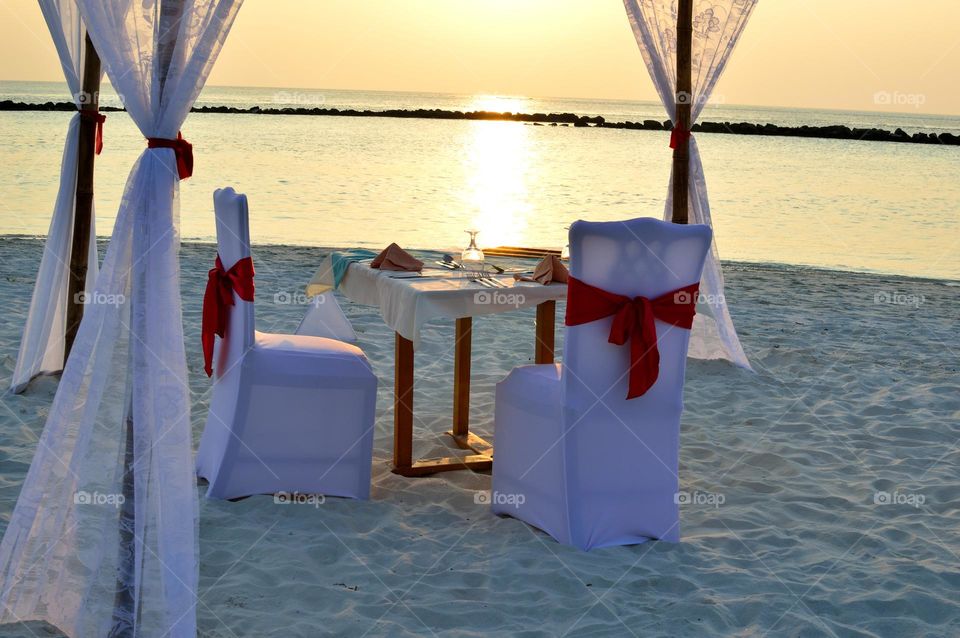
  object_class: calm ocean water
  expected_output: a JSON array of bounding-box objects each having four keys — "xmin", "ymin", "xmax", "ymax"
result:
[{"xmin": 1, "ymin": 81, "xmax": 958, "ymax": 280}]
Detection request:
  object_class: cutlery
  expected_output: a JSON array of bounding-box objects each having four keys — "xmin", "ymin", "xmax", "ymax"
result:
[
  {"xmin": 442, "ymin": 254, "xmax": 463, "ymax": 269},
  {"xmin": 479, "ymin": 275, "xmax": 508, "ymax": 288}
]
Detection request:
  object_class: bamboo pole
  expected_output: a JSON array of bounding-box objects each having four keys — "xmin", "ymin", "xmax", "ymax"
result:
[
  {"xmin": 65, "ymin": 34, "xmax": 101, "ymax": 360},
  {"xmin": 671, "ymin": 0, "xmax": 693, "ymax": 224}
]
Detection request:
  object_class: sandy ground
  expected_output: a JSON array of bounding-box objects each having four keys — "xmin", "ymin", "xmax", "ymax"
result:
[{"xmin": 0, "ymin": 237, "xmax": 958, "ymax": 637}]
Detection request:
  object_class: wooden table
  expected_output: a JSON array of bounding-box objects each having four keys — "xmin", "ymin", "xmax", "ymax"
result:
[
  {"xmin": 392, "ymin": 300, "xmax": 557, "ymax": 476},
  {"xmin": 306, "ymin": 257, "xmax": 566, "ymax": 477}
]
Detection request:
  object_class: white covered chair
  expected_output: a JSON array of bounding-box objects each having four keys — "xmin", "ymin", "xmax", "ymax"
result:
[
  {"xmin": 196, "ymin": 188, "xmax": 377, "ymax": 500},
  {"xmin": 295, "ymin": 291, "xmax": 358, "ymax": 342},
  {"xmin": 491, "ymin": 218, "xmax": 712, "ymax": 550}
]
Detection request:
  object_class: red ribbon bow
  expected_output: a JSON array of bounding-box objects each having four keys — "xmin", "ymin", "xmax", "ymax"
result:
[
  {"xmin": 565, "ymin": 277, "xmax": 700, "ymax": 399},
  {"xmin": 147, "ymin": 131, "xmax": 194, "ymax": 179},
  {"xmin": 79, "ymin": 110, "xmax": 106, "ymax": 155},
  {"xmin": 669, "ymin": 124, "xmax": 691, "ymax": 149},
  {"xmin": 202, "ymin": 255, "xmax": 255, "ymax": 377}
]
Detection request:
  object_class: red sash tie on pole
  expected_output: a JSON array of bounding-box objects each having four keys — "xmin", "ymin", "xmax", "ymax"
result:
[
  {"xmin": 202, "ymin": 255, "xmax": 255, "ymax": 377},
  {"xmin": 147, "ymin": 131, "xmax": 194, "ymax": 179},
  {"xmin": 565, "ymin": 277, "xmax": 700, "ymax": 399},
  {"xmin": 79, "ymin": 110, "xmax": 106, "ymax": 155},
  {"xmin": 669, "ymin": 124, "xmax": 691, "ymax": 149}
]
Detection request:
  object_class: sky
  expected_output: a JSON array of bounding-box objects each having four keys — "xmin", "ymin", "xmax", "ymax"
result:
[{"xmin": 1, "ymin": 0, "xmax": 959, "ymax": 116}]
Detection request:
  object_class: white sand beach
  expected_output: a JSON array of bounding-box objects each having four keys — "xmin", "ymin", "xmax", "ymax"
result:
[{"xmin": 0, "ymin": 237, "xmax": 958, "ymax": 637}]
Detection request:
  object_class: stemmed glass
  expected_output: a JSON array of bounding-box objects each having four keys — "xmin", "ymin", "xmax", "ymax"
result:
[{"xmin": 461, "ymin": 229, "xmax": 485, "ymax": 276}]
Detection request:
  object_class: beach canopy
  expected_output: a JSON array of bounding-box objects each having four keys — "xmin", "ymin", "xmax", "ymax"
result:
[
  {"xmin": 0, "ymin": 0, "xmax": 243, "ymax": 635},
  {"xmin": 624, "ymin": 0, "xmax": 757, "ymax": 369},
  {"xmin": 0, "ymin": 0, "xmax": 757, "ymax": 635},
  {"xmin": 9, "ymin": 0, "xmax": 100, "ymax": 394}
]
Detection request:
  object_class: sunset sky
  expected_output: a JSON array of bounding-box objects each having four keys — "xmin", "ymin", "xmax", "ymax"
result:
[{"xmin": 2, "ymin": 0, "xmax": 959, "ymax": 116}]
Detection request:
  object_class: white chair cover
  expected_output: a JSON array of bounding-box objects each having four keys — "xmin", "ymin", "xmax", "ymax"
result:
[
  {"xmin": 196, "ymin": 189, "xmax": 377, "ymax": 500},
  {"xmin": 10, "ymin": 0, "xmax": 100, "ymax": 393},
  {"xmin": 623, "ymin": 0, "xmax": 757, "ymax": 369},
  {"xmin": 295, "ymin": 291, "xmax": 359, "ymax": 342},
  {"xmin": 492, "ymin": 218, "xmax": 712, "ymax": 550},
  {"xmin": 0, "ymin": 2, "xmax": 242, "ymax": 636}
]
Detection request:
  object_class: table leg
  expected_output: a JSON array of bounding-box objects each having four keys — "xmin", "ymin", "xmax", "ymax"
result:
[
  {"xmin": 447, "ymin": 318, "xmax": 494, "ymax": 457},
  {"xmin": 393, "ymin": 333, "xmax": 414, "ymax": 472},
  {"xmin": 452, "ymin": 317, "xmax": 472, "ymax": 438},
  {"xmin": 535, "ymin": 300, "xmax": 556, "ymax": 364},
  {"xmin": 394, "ymin": 329, "xmax": 491, "ymax": 477}
]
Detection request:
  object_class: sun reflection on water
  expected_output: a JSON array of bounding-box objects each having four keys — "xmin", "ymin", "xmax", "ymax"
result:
[{"xmin": 464, "ymin": 118, "xmax": 535, "ymax": 250}]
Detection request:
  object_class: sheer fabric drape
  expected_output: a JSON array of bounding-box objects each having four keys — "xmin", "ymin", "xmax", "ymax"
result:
[
  {"xmin": 10, "ymin": 0, "xmax": 100, "ymax": 393},
  {"xmin": 0, "ymin": 1, "xmax": 243, "ymax": 636},
  {"xmin": 623, "ymin": 0, "xmax": 758, "ymax": 368}
]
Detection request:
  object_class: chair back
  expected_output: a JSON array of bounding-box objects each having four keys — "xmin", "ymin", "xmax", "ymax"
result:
[
  {"xmin": 212, "ymin": 187, "xmax": 255, "ymax": 377},
  {"xmin": 561, "ymin": 217, "xmax": 712, "ymax": 545}
]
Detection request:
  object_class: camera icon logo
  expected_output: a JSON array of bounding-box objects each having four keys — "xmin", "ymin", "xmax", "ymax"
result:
[
  {"xmin": 873, "ymin": 491, "xmax": 891, "ymax": 505},
  {"xmin": 674, "ymin": 290, "xmax": 696, "ymax": 305}
]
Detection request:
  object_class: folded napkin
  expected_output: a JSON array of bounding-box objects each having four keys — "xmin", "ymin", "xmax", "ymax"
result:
[
  {"xmin": 371, "ymin": 243, "xmax": 424, "ymax": 272},
  {"xmin": 514, "ymin": 254, "xmax": 569, "ymax": 285},
  {"xmin": 331, "ymin": 248, "xmax": 378, "ymax": 289}
]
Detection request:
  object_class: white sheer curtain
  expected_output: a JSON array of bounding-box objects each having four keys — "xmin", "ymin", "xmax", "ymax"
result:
[
  {"xmin": 0, "ymin": 1, "xmax": 242, "ymax": 636},
  {"xmin": 623, "ymin": 0, "xmax": 757, "ymax": 369},
  {"xmin": 10, "ymin": 0, "xmax": 100, "ymax": 394}
]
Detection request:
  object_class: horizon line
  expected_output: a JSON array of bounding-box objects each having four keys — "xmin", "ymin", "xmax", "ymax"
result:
[{"xmin": 2, "ymin": 78, "xmax": 959, "ymax": 120}]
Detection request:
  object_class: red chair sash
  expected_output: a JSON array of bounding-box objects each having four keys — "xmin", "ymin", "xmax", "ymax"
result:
[
  {"xmin": 565, "ymin": 276, "xmax": 700, "ymax": 399},
  {"xmin": 202, "ymin": 255, "xmax": 255, "ymax": 377},
  {"xmin": 147, "ymin": 131, "xmax": 194, "ymax": 179}
]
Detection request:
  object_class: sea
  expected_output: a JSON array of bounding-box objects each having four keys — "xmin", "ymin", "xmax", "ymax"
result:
[{"xmin": 1, "ymin": 80, "xmax": 958, "ymax": 281}]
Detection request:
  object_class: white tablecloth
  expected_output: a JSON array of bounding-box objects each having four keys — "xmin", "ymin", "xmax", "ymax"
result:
[{"xmin": 307, "ymin": 256, "xmax": 567, "ymax": 349}]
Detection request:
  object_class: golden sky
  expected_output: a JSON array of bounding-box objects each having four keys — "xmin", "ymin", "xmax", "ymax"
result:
[{"xmin": 2, "ymin": 0, "xmax": 959, "ymax": 116}]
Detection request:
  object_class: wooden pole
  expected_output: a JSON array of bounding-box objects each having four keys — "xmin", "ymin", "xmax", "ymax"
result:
[
  {"xmin": 65, "ymin": 33, "xmax": 101, "ymax": 360},
  {"xmin": 671, "ymin": 0, "xmax": 693, "ymax": 224}
]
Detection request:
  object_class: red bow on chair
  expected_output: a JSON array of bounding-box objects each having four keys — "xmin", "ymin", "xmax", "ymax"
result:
[
  {"xmin": 202, "ymin": 255, "xmax": 255, "ymax": 377},
  {"xmin": 147, "ymin": 131, "xmax": 194, "ymax": 179},
  {"xmin": 565, "ymin": 277, "xmax": 700, "ymax": 399}
]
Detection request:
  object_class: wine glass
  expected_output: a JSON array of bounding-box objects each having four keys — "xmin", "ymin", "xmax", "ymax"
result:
[
  {"xmin": 461, "ymin": 229, "xmax": 485, "ymax": 276},
  {"xmin": 560, "ymin": 225, "xmax": 571, "ymax": 261}
]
